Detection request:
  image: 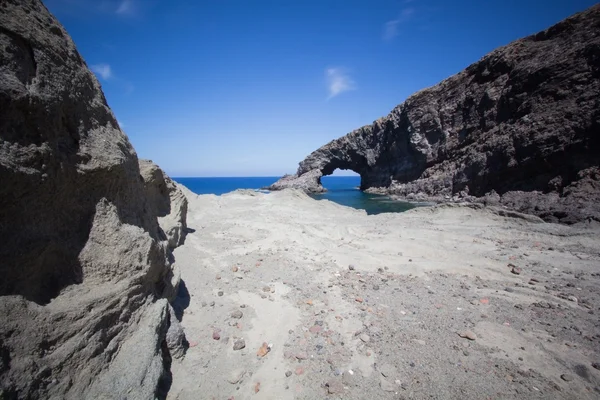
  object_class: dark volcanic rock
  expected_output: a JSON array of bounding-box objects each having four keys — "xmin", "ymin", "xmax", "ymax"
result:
[
  {"xmin": 265, "ymin": 169, "xmax": 326, "ymax": 193},
  {"xmin": 0, "ymin": 1, "xmax": 186, "ymax": 399},
  {"xmin": 270, "ymin": 5, "xmax": 600, "ymax": 223}
]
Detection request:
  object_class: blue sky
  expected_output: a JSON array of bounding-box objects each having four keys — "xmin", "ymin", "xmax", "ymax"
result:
[{"xmin": 45, "ymin": 0, "xmax": 597, "ymax": 177}]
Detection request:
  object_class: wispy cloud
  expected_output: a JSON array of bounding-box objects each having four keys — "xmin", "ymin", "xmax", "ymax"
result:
[
  {"xmin": 326, "ymin": 68, "xmax": 355, "ymax": 99},
  {"xmin": 383, "ymin": 8, "xmax": 415, "ymax": 40},
  {"xmin": 116, "ymin": 0, "xmax": 135, "ymax": 16},
  {"xmin": 91, "ymin": 63, "xmax": 113, "ymax": 80}
]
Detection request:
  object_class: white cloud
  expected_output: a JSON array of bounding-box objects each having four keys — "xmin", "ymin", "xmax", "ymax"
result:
[
  {"xmin": 383, "ymin": 8, "xmax": 415, "ymax": 40},
  {"xmin": 326, "ymin": 68, "xmax": 355, "ymax": 99},
  {"xmin": 116, "ymin": 0, "xmax": 134, "ymax": 15},
  {"xmin": 91, "ymin": 63, "xmax": 113, "ymax": 80}
]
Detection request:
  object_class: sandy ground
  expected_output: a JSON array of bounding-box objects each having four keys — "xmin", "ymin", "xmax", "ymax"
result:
[{"xmin": 167, "ymin": 188, "xmax": 600, "ymax": 400}]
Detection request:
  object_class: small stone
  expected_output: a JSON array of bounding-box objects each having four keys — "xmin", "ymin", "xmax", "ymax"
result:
[
  {"xmin": 355, "ymin": 297, "xmax": 364, "ymax": 303},
  {"xmin": 228, "ymin": 369, "xmax": 245, "ymax": 384},
  {"xmin": 295, "ymin": 366, "xmax": 304, "ymax": 375},
  {"xmin": 458, "ymin": 331, "xmax": 477, "ymax": 340},
  {"xmin": 201, "ymin": 301, "xmax": 207, "ymax": 307},
  {"xmin": 285, "ymin": 370, "xmax": 292, "ymax": 377},
  {"xmin": 233, "ymin": 339, "xmax": 245, "ymax": 350},
  {"xmin": 209, "ymin": 301, "xmax": 215, "ymax": 307},
  {"xmin": 309, "ymin": 325, "xmax": 322, "ymax": 334},
  {"xmin": 359, "ymin": 334, "xmax": 370, "ymax": 343},
  {"xmin": 263, "ymin": 286, "xmax": 271, "ymax": 292},
  {"xmin": 380, "ymin": 377, "xmax": 395, "ymax": 392},
  {"xmin": 231, "ymin": 310, "xmax": 243, "ymax": 319},
  {"xmin": 373, "ymin": 285, "xmax": 380, "ymax": 290},
  {"xmin": 561, "ymin": 374, "xmax": 574, "ymax": 382},
  {"xmin": 232, "ymin": 266, "xmax": 239, "ymax": 272},
  {"xmin": 326, "ymin": 378, "xmax": 344, "ymax": 394},
  {"xmin": 216, "ymin": 274, "xmax": 221, "ymax": 280},
  {"xmin": 254, "ymin": 382, "xmax": 260, "ymax": 393},
  {"xmin": 505, "ymin": 287, "xmax": 514, "ymax": 292},
  {"xmin": 295, "ymin": 352, "xmax": 308, "ymax": 360},
  {"xmin": 218, "ymin": 291, "xmax": 224, "ymax": 297},
  {"xmin": 463, "ymin": 350, "xmax": 470, "ymax": 356},
  {"xmin": 568, "ymin": 296, "xmax": 578, "ymax": 303},
  {"xmin": 349, "ymin": 264, "xmax": 355, "ymax": 270},
  {"xmin": 256, "ymin": 342, "xmax": 269, "ymax": 357},
  {"xmin": 379, "ymin": 363, "xmax": 397, "ymax": 378},
  {"xmin": 212, "ymin": 330, "xmax": 221, "ymax": 340},
  {"xmin": 511, "ymin": 266, "xmax": 522, "ymax": 275},
  {"xmin": 592, "ymin": 363, "xmax": 600, "ymax": 370}
]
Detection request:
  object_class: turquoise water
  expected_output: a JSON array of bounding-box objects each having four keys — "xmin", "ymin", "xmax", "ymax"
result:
[{"xmin": 173, "ymin": 176, "xmax": 415, "ymax": 215}]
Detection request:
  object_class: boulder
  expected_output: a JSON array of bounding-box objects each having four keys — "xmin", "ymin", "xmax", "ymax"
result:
[
  {"xmin": 0, "ymin": 1, "xmax": 185, "ymax": 398},
  {"xmin": 270, "ymin": 5, "xmax": 600, "ymax": 224}
]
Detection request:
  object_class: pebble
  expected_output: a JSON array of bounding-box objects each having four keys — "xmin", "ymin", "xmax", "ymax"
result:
[
  {"xmin": 232, "ymin": 266, "xmax": 239, "ymax": 272},
  {"xmin": 233, "ymin": 339, "xmax": 246, "ymax": 350},
  {"xmin": 209, "ymin": 301, "xmax": 215, "ymax": 307},
  {"xmin": 227, "ymin": 369, "xmax": 245, "ymax": 384},
  {"xmin": 379, "ymin": 363, "xmax": 397, "ymax": 378},
  {"xmin": 349, "ymin": 264, "xmax": 355, "ymax": 270},
  {"xmin": 505, "ymin": 287, "xmax": 515, "ymax": 293},
  {"xmin": 326, "ymin": 379, "xmax": 344, "ymax": 394},
  {"xmin": 295, "ymin": 367, "xmax": 304, "ymax": 375},
  {"xmin": 359, "ymin": 334, "xmax": 370, "ymax": 343},
  {"xmin": 218, "ymin": 291, "xmax": 224, "ymax": 297},
  {"xmin": 309, "ymin": 325, "xmax": 322, "ymax": 334},
  {"xmin": 380, "ymin": 377, "xmax": 395, "ymax": 392},
  {"xmin": 355, "ymin": 297, "xmax": 364, "ymax": 303},
  {"xmin": 592, "ymin": 363, "xmax": 600, "ymax": 370},
  {"xmin": 231, "ymin": 310, "xmax": 243, "ymax": 319},
  {"xmin": 567, "ymin": 296, "xmax": 578, "ymax": 303},
  {"xmin": 212, "ymin": 330, "xmax": 221, "ymax": 340},
  {"xmin": 285, "ymin": 370, "xmax": 292, "ymax": 377},
  {"xmin": 511, "ymin": 266, "xmax": 522, "ymax": 275},
  {"xmin": 216, "ymin": 274, "xmax": 221, "ymax": 280},
  {"xmin": 373, "ymin": 285, "xmax": 380, "ymax": 290},
  {"xmin": 295, "ymin": 352, "xmax": 308, "ymax": 360},
  {"xmin": 262, "ymin": 286, "xmax": 271, "ymax": 292},
  {"xmin": 561, "ymin": 374, "xmax": 574, "ymax": 382},
  {"xmin": 458, "ymin": 331, "xmax": 477, "ymax": 340}
]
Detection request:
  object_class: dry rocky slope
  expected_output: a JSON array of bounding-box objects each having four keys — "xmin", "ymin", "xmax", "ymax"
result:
[
  {"xmin": 1, "ymin": 1, "xmax": 187, "ymax": 399},
  {"xmin": 269, "ymin": 5, "xmax": 600, "ymax": 224}
]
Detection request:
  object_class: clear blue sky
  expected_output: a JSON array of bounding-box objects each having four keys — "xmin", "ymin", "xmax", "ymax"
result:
[{"xmin": 45, "ymin": 0, "xmax": 597, "ymax": 177}]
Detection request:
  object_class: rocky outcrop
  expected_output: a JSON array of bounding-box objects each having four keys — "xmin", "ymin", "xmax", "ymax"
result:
[
  {"xmin": 270, "ymin": 5, "xmax": 600, "ymax": 224},
  {"xmin": 0, "ymin": 1, "xmax": 186, "ymax": 399},
  {"xmin": 139, "ymin": 159, "xmax": 188, "ymax": 250},
  {"xmin": 266, "ymin": 170, "xmax": 326, "ymax": 193}
]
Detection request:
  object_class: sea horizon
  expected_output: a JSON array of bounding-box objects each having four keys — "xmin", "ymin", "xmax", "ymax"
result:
[{"xmin": 173, "ymin": 176, "xmax": 415, "ymax": 215}]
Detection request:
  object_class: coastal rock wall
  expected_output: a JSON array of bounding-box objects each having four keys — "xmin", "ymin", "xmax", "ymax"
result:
[
  {"xmin": 0, "ymin": 1, "xmax": 186, "ymax": 398},
  {"xmin": 270, "ymin": 5, "xmax": 600, "ymax": 224}
]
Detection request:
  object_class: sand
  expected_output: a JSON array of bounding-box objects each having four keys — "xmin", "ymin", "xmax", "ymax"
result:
[{"xmin": 167, "ymin": 187, "xmax": 600, "ymax": 399}]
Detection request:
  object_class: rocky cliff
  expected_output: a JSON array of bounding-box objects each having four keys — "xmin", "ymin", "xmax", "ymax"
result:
[
  {"xmin": 0, "ymin": 1, "xmax": 187, "ymax": 399},
  {"xmin": 269, "ymin": 5, "xmax": 600, "ymax": 224}
]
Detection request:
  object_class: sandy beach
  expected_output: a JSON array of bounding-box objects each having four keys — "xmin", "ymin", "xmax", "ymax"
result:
[{"xmin": 167, "ymin": 187, "xmax": 600, "ymax": 399}]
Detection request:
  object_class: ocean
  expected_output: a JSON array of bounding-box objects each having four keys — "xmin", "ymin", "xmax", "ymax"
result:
[{"xmin": 173, "ymin": 176, "xmax": 415, "ymax": 215}]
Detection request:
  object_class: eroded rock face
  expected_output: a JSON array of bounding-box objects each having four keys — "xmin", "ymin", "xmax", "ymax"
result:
[
  {"xmin": 139, "ymin": 159, "xmax": 189, "ymax": 250},
  {"xmin": 271, "ymin": 5, "xmax": 600, "ymax": 223},
  {"xmin": 0, "ymin": 1, "xmax": 185, "ymax": 398}
]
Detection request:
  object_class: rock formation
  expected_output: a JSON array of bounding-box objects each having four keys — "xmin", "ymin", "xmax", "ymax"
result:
[
  {"xmin": 0, "ymin": 1, "xmax": 187, "ymax": 399},
  {"xmin": 269, "ymin": 5, "xmax": 600, "ymax": 224},
  {"xmin": 139, "ymin": 159, "xmax": 189, "ymax": 250}
]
